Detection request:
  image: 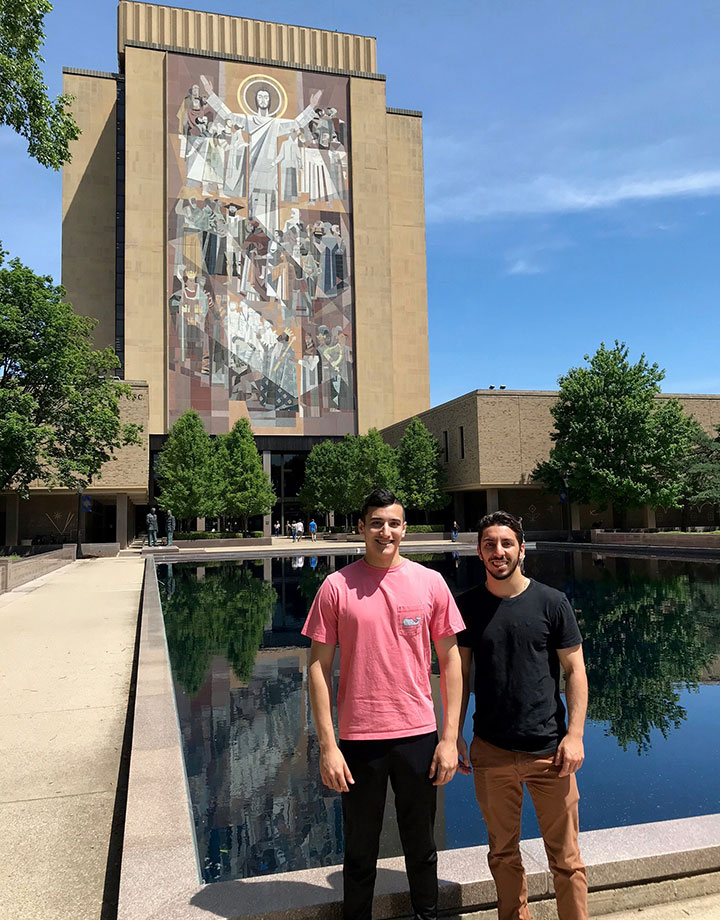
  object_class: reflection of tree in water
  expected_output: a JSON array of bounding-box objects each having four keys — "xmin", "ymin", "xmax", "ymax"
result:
[
  {"xmin": 576, "ymin": 573, "xmax": 720, "ymax": 753},
  {"xmin": 160, "ymin": 563, "xmax": 277, "ymax": 696}
]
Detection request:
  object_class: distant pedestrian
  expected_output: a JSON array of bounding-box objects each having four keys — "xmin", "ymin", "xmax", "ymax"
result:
[
  {"xmin": 296, "ymin": 520, "xmax": 305, "ymax": 540},
  {"xmin": 146, "ymin": 507, "xmax": 158, "ymax": 546},
  {"xmin": 166, "ymin": 510, "xmax": 176, "ymax": 546},
  {"xmin": 452, "ymin": 520, "xmax": 459, "ymax": 542},
  {"xmin": 274, "ymin": 520, "xmax": 281, "ymax": 537},
  {"xmin": 292, "ymin": 521, "xmax": 298, "ymax": 542},
  {"xmin": 309, "ymin": 518, "xmax": 318, "ymax": 541},
  {"xmin": 286, "ymin": 521, "xmax": 292, "ymax": 538}
]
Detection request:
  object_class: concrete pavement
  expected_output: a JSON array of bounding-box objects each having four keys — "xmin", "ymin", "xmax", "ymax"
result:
[
  {"xmin": 603, "ymin": 891, "xmax": 720, "ymax": 918},
  {"xmin": 0, "ymin": 556, "xmax": 144, "ymax": 920}
]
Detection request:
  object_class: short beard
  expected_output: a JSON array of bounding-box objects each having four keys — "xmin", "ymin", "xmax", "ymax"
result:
[{"xmin": 484, "ymin": 555, "xmax": 522, "ymax": 581}]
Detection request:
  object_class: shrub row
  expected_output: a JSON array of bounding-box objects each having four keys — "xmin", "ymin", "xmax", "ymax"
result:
[{"xmin": 175, "ymin": 531, "xmax": 264, "ymax": 540}]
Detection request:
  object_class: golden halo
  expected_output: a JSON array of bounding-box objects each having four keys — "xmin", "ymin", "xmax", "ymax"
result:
[{"xmin": 237, "ymin": 73, "xmax": 288, "ymax": 118}]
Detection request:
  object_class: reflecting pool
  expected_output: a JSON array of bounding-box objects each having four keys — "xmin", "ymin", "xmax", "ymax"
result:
[{"xmin": 157, "ymin": 551, "xmax": 720, "ymax": 883}]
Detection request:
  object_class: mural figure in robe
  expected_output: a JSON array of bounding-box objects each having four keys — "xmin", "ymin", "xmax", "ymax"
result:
[{"xmin": 200, "ymin": 76, "xmax": 321, "ymax": 235}]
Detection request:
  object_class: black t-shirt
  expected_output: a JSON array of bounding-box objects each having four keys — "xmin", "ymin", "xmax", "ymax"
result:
[{"xmin": 457, "ymin": 579, "xmax": 583, "ymax": 755}]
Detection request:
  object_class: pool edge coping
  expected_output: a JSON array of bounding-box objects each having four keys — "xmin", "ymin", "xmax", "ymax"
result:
[{"xmin": 117, "ymin": 557, "xmax": 720, "ymax": 920}]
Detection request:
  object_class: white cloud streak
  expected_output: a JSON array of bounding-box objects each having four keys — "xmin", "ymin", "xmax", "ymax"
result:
[
  {"xmin": 505, "ymin": 258, "xmax": 544, "ymax": 275},
  {"xmin": 427, "ymin": 169, "xmax": 720, "ymax": 223}
]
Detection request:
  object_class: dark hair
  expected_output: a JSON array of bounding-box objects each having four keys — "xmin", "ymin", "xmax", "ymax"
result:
[
  {"xmin": 477, "ymin": 511, "xmax": 524, "ymax": 546},
  {"xmin": 360, "ymin": 488, "xmax": 404, "ymax": 522}
]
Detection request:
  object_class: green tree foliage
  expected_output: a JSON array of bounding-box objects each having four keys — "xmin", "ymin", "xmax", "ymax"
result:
[
  {"xmin": 0, "ymin": 0, "xmax": 80, "ymax": 169},
  {"xmin": 160, "ymin": 562, "xmax": 277, "ymax": 697},
  {"xmin": 156, "ymin": 411, "xmax": 214, "ymax": 522},
  {"xmin": 300, "ymin": 430, "xmax": 400, "ymax": 525},
  {"xmin": 397, "ymin": 416, "xmax": 449, "ymax": 515},
  {"xmin": 684, "ymin": 425, "xmax": 720, "ymax": 525},
  {"xmin": 345, "ymin": 428, "xmax": 400, "ymax": 515},
  {"xmin": 298, "ymin": 438, "xmax": 346, "ymax": 521},
  {"xmin": 533, "ymin": 342, "xmax": 701, "ymax": 524},
  {"xmin": 575, "ymin": 571, "xmax": 720, "ymax": 753},
  {"xmin": 0, "ymin": 256, "xmax": 141, "ymax": 495},
  {"xmin": 215, "ymin": 418, "xmax": 276, "ymax": 532}
]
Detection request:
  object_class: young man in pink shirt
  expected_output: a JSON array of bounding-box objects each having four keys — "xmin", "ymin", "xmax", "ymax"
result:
[{"xmin": 302, "ymin": 488, "xmax": 466, "ymax": 920}]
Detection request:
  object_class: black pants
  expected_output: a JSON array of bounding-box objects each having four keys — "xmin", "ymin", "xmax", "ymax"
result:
[{"xmin": 339, "ymin": 731, "xmax": 438, "ymax": 920}]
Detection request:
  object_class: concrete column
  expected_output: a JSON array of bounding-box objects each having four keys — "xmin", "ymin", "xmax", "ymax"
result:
[
  {"xmin": 263, "ymin": 558, "xmax": 272, "ymax": 582},
  {"xmin": 453, "ymin": 492, "xmax": 464, "ymax": 530},
  {"xmin": 196, "ymin": 517, "xmax": 205, "ymax": 532},
  {"xmin": 116, "ymin": 493, "xmax": 129, "ymax": 549},
  {"xmin": 5, "ymin": 493, "xmax": 20, "ymax": 545},
  {"xmin": 486, "ymin": 488, "xmax": 499, "ymax": 514},
  {"xmin": 262, "ymin": 451, "xmax": 272, "ymax": 538},
  {"xmin": 643, "ymin": 505, "xmax": 657, "ymax": 529},
  {"xmin": 570, "ymin": 503, "xmax": 581, "ymax": 531}
]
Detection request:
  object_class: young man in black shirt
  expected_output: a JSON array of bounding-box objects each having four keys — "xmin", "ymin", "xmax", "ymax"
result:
[{"xmin": 456, "ymin": 511, "xmax": 589, "ymax": 920}]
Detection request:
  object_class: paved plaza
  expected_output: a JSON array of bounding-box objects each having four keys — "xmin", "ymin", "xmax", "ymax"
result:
[{"xmin": 0, "ymin": 557, "xmax": 143, "ymax": 920}]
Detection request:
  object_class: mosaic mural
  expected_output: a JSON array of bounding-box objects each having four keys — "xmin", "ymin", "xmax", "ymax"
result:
[{"xmin": 167, "ymin": 54, "xmax": 356, "ymax": 435}]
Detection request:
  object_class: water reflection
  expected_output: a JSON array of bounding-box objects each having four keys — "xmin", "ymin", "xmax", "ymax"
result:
[
  {"xmin": 158, "ymin": 552, "xmax": 720, "ymax": 882},
  {"xmin": 572, "ymin": 569, "xmax": 720, "ymax": 752},
  {"xmin": 160, "ymin": 562, "xmax": 278, "ymax": 696}
]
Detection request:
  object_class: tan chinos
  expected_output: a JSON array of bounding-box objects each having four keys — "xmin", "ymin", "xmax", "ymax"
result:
[{"xmin": 470, "ymin": 737, "xmax": 588, "ymax": 920}]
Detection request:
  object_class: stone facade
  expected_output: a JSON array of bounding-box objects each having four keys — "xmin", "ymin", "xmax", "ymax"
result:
[
  {"xmin": 382, "ymin": 390, "xmax": 720, "ymax": 532},
  {"xmin": 50, "ymin": 1, "xmax": 433, "ymax": 543}
]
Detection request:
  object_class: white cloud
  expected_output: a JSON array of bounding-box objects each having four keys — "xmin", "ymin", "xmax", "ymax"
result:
[
  {"xmin": 424, "ymin": 105, "xmax": 720, "ymax": 223},
  {"xmin": 505, "ymin": 258, "xmax": 543, "ymax": 275},
  {"xmin": 427, "ymin": 168, "xmax": 720, "ymax": 223}
]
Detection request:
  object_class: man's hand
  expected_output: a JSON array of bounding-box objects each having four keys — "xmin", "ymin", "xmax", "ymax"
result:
[
  {"xmin": 429, "ymin": 738, "xmax": 458, "ymax": 786},
  {"xmin": 200, "ymin": 75, "xmax": 213, "ymax": 95},
  {"xmin": 456, "ymin": 736, "xmax": 472, "ymax": 776},
  {"xmin": 319, "ymin": 744, "xmax": 354, "ymax": 792},
  {"xmin": 310, "ymin": 89, "xmax": 322, "ymax": 108},
  {"xmin": 555, "ymin": 733, "xmax": 584, "ymax": 777}
]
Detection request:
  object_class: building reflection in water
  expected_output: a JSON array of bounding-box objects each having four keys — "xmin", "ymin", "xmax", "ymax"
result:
[{"xmin": 157, "ymin": 552, "xmax": 720, "ymax": 883}]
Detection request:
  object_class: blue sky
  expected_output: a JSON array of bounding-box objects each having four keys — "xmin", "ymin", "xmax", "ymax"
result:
[{"xmin": 1, "ymin": 0, "xmax": 719, "ymax": 405}]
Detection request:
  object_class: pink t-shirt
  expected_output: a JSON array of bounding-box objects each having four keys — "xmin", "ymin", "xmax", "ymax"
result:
[{"xmin": 302, "ymin": 558, "xmax": 466, "ymax": 740}]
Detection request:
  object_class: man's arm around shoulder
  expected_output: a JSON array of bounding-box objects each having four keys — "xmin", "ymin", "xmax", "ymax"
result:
[
  {"xmin": 555, "ymin": 644, "xmax": 588, "ymax": 778},
  {"xmin": 308, "ymin": 640, "xmax": 354, "ymax": 792}
]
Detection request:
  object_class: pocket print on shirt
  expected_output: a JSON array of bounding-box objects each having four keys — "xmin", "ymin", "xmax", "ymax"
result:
[{"xmin": 397, "ymin": 606, "xmax": 424, "ymax": 634}]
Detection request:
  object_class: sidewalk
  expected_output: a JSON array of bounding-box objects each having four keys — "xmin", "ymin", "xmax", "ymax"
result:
[
  {"xmin": 604, "ymin": 892, "xmax": 720, "ymax": 918},
  {"xmin": 0, "ymin": 556, "xmax": 144, "ymax": 920}
]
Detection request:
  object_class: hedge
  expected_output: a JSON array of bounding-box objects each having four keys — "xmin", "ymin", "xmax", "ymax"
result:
[{"xmin": 174, "ymin": 531, "xmax": 264, "ymax": 540}]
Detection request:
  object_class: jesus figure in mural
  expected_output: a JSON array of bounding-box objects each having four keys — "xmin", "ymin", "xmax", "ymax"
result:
[{"xmin": 199, "ymin": 75, "xmax": 321, "ymax": 234}]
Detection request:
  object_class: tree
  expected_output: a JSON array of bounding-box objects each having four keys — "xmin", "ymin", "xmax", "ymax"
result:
[
  {"xmin": 684, "ymin": 425, "xmax": 720, "ymax": 527},
  {"xmin": 533, "ymin": 341, "xmax": 701, "ymax": 527},
  {"xmin": 299, "ymin": 430, "xmax": 400, "ymax": 528},
  {"xmin": 298, "ymin": 438, "xmax": 347, "ymax": 525},
  {"xmin": 156, "ymin": 411, "xmax": 214, "ymax": 524},
  {"xmin": 0, "ymin": 0, "xmax": 80, "ymax": 169},
  {"xmin": 346, "ymin": 428, "xmax": 400, "ymax": 514},
  {"xmin": 216, "ymin": 418, "xmax": 276, "ymax": 532},
  {"xmin": 397, "ymin": 417, "xmax": 449, "ymax": 518},
  {"xmin": 0, "ymin": 256, "xmax": 141, "ymax": 496}
]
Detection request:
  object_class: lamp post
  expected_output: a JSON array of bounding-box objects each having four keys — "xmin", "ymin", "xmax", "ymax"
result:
[{"xmin": 76, "ymin": 488, "xmax": 84, "ymax": 559}]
